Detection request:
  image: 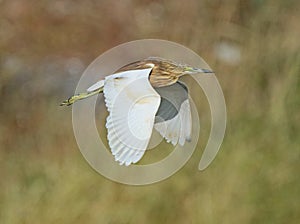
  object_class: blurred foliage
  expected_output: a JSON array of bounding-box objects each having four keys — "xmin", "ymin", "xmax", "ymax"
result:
[{"xmin": 0, "ymin": 0, "xmax": 300, "ymax": 223}]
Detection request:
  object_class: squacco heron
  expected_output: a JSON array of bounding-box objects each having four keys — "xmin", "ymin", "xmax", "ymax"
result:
[{"xmin": 61, "ymin": 57, "xmax": 213, "ymax": 166}]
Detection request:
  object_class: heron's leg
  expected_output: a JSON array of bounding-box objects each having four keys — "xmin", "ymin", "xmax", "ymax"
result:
[{"xmin": 60, "ymin": 87, "xmax": 103, "ymax": 106}]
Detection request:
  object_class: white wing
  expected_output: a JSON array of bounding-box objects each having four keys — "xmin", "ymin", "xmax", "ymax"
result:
[
  {"xmin": 103, "ymin": 68, "xmax": 161, "ymax": 166},
  {"xmin": 154, "ymin": 99, "xmax": 192, "ymax": 146}
]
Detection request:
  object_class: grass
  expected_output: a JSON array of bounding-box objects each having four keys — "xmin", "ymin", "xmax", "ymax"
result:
[{"xmin": 1, "ymin": 0, "xmax": 300, "ymax": 223}]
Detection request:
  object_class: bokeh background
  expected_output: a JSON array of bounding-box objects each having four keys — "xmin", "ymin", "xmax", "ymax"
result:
[{"xmin": 1, "ymin": 0, "xmax": 299, "ymax": 223}]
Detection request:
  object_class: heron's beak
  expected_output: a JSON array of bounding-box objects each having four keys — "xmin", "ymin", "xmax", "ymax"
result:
[
  {"xmin": 185, "ymin": 67, "xmax": 214, "ymax": 75},
  {"xmin": 200, "ymin": 68, "xmax": 214, "ymax": 73}
]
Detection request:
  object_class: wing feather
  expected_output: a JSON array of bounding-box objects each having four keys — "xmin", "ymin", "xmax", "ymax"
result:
[
  {"xmin": 154, "ymin": 99, "xmax": 192, "ymax": 146},
  {"xmin": 103, "ymin": 68, "xmax": 161, "ymax": 166}
]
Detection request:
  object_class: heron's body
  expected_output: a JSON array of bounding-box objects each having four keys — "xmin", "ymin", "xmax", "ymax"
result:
[{"xmin": 61, "ymin": 57, "xmax": 213, "ymax": 166}]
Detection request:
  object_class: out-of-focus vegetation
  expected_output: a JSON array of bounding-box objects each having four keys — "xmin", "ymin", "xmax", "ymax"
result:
[{"xmin": 1, "ymin": 0, "xmax": 299, "ymax": 223}]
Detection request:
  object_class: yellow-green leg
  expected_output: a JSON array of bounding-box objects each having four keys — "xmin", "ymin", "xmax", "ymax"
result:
[{"xmin": 60, "ymin": 87, "xmax": 103, "ymax": 106}]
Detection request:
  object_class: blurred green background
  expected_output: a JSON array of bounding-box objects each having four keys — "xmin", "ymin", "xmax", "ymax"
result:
[{"xmin": 1, "ymin": 0, "xmax": 299, "ymax": 223}]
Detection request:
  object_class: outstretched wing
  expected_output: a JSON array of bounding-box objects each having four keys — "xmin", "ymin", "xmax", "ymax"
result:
[
  {"xmin": 154, "ymin": 82, "xmax": 192, "ymax": 146},
  {"xmin": 103, "ymin": 68, "xmax": 161, "ymax": 166}
]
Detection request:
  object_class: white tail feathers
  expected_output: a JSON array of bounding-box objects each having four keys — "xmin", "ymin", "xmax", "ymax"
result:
[{"xmin": 87, "ymin": 80, "xmax": 105, "ymax": 92}]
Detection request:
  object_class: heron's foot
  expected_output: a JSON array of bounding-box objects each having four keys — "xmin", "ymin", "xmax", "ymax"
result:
[{"xmin": 60, "ymin": 94, "xmax": 81, "ymax": 106}]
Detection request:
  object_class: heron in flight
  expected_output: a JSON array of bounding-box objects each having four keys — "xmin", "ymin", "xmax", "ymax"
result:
[{"xmin": 61, "ymin": 57, "xmax": 213, "ymax": 166}]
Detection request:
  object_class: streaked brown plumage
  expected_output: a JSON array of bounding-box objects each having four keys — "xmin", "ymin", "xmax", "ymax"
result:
[{"xmin": 116, "ymin": 57, "xmax": 192, "ymax": 88}]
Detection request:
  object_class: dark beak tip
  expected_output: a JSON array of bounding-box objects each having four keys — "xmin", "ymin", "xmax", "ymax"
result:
[{"xmin": 203, "ymin": 69, "xmax": 214, "ymax": 74}]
